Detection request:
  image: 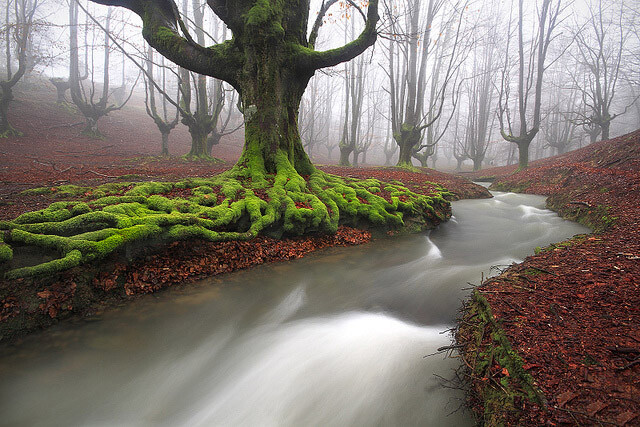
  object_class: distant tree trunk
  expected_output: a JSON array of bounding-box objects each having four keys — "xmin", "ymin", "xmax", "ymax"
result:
[
  {"xmin": 161, "ymin": 131, "xmax": 170, "ymax": 156},
  {"xmin": 50, "ymin": 79, "xmax": 71, "ymax": 103},
  {"xmin": 1, "ymin": 0, "xmax": 39, "ymax": 136}
]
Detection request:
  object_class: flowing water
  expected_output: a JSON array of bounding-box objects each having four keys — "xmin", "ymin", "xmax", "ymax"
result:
[{"xmin": 0, "ymin": 191, "xmax": 588, "ymax": 426}]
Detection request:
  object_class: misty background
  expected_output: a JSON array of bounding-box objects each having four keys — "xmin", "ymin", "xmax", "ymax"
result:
[{"xmin": 2, "ymin": 0, "xmax": 639, "ymax": 170}]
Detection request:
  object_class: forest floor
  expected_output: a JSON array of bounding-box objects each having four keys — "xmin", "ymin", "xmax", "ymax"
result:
[
  {"xmin": 457, "ymin": 130, "xmax": 640, "ymax": 426},
  {"xmin": 0, "ymin": 83, "xmax": 488, "ymax": 341}
]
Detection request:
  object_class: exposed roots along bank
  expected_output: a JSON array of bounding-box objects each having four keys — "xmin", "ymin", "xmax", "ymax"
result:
[{"xmin": 0, "ymin": 165, "xmax": 451, "ymax": 279}]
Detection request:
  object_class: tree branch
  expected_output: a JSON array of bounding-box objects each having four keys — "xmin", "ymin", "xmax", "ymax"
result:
[
  {"xmin": 88, "ymin": 0, "xmax": 242, "ymax": 89},
  {"xmin": 297, "ymin": 0, "xmax": 379, "ymax": 71}
]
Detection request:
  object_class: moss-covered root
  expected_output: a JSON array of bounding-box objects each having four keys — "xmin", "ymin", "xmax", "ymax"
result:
[
  {"xmin": 0, "ymin": 164, "xmax": 451, "ymax": 279},
  {"xmin": 0, "ymin": 232, "xmax": 12, "ymax": 263},
  {"xmin": 459, "ymin": 291, "xmax": 547, "ymax": 425}
]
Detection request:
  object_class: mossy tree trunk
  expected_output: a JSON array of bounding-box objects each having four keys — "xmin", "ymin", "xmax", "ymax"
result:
[
  {"xmin": 88, "ymin": 0, "xmax": 379, "ymax": 176},
  {"xmin": 395, "ymin": 125, "xmax": 422, "ymax": 167}
]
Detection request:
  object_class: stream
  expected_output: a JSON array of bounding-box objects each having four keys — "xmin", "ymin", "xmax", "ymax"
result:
[{"xmin": 0, "ymin": 191, "xmax": 589, "ymax": 426}]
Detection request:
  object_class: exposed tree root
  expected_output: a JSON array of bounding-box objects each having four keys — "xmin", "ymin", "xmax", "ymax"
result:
[{"xmin": 0, "ymin": 165, "xmax": 451, "ymax": 279}]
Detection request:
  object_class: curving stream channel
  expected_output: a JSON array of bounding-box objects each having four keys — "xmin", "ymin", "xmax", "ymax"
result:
[{"xmin": 0, "ymin": 191, "xmax": 589, "ymax": 426}]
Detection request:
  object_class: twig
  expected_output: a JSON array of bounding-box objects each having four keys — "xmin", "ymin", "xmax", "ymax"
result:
[
  {"xmin": 616, "ymin": 356, "xmax": 640, "ymax": 371},
  {"xmin": 551, "ymin": 405, "xmax": 619, "ymax": 426},
  {"xmin": 568, "ymin": 201, "xmax": 592, "ymax": 208},
  {"xmin": 503, "ymin": 299, "xmax": 526, "ymax": 316},
  {"xmin": 437, "ymin": 344, "xmax": 464, "ymax": 352},
  {"xmin": 84, "ymin": 170, "xmax": 118, "ymax": 178},
  {"xmin": 527, "ymin": 266, "xmax": 559, "ymax": 276}
]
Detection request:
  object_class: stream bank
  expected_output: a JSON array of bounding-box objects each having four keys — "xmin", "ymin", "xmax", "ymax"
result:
[
  {"xmin": 457, "ymin": 130, "xmax": 640, "ymax": 426},
  {"xmin": 0, "ymin": 189, "xmax": 585, "ymax": 426},
  {"xmin": 0, "ymin": 167, "xmax": 489, "ymax": 343}
]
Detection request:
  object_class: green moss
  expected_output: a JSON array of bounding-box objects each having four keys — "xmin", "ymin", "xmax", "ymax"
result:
[
  {"xmin": 459, "ymin": 291, "xmax": 546, "ymax": 425},
  {"xmin": 0, "ymin": 233, "xmax": 12, "ymax": 263},
  {"xmin": 1, "ymin": 163, "xmax": 451, "ymax": 278},
  {"xmin": 125, "ymin": 182, "xmax": 173, "ymax": 196},
  {"xmin": 5, "ymin": 250, "xmax": 82, "ymax": 279}
]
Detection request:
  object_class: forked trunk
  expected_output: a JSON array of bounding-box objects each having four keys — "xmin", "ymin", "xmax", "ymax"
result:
[
  {"xmin": 395, "ymin": 125, "xmax": 422, "ymax": 167},
  {"xmin": 338, "ymin": 144, "xmax": 352, "ymax": 166}
]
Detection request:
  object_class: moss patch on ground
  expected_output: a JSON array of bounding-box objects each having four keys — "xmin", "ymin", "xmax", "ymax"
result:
[
  {"xmin": 0, "ymin": 166, "xmax": 451, "ymax": 279},
  {"xmin": 457, "ymin": 291, "xmax": 547, "ymax": 426}
]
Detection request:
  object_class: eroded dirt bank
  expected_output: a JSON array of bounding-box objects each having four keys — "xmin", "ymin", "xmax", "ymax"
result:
[{"xmin": 457, "ymin": 130, "xmax": 640, "ymax": 426}]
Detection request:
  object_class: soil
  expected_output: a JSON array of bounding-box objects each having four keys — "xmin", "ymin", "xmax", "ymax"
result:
[
  {"xmin": 0, "ymin": 83, "xmax": 489, "ymax": 342},
  {"xmin": 458, "ymin": 130, "xmax": 640, "ymax": 426}
]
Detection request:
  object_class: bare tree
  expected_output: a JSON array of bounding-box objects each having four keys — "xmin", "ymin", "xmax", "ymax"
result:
[
  {"xmin": 462, "ymin": 39, "xmax": 496, "ymax": 171},
  {"xmin": 144, "ymin": 46, "xmax": 180, "ymax": 156},
  {"xmin": 385, "ymin": 0, "xmax": 467, "ymax": 167},
  {"xmin": 0, "ymin": 0, "xmax": 40, "ymax": 136},
  {"xmin": 569, "ymin": 0, "xmax": 636, "ymax": 142},
  {"xmin": 498, "ymin": 0, "xmax": 565, "ymax": 169},
  {"xmin": 338, "ymin": 10, "xmax": 367, "ymax": 167},
  {"xmin": 69, "ymin": 1, "xmax": 135, "ymax": 137}
]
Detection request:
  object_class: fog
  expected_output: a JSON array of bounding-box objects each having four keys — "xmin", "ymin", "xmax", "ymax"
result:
[{"xmin": 2, "ymin": 0, "xmax": 639, "ymax": 169}]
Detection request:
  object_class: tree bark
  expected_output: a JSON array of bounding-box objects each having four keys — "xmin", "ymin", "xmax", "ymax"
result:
[
  {"xmin": 601, "ymin": 121, "xmax": 610, "ymax": 141},
  {"xmin": 161, "ymin": 131, "xmax": 169, "ymax": 156},
  {"xmin": 517, "ymin": 141, "xmax": 530, "ymax": 170},
  {"xmin": 395, "ymin": 125, "xmax": 421, "ymax": 167}
]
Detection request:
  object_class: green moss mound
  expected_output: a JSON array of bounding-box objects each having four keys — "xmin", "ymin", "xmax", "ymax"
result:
[{"xmin": 0, "ymin": 163, "xmax": 451, "ymax": 279}]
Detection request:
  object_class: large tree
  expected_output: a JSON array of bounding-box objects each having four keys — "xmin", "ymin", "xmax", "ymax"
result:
[
  {"xmin": 90, "ymin": 0, "xmax": 377, "ymax": 175},
  {"xmin": 79, "ymin": 0, "xmax": 447, "ymax": 238}
]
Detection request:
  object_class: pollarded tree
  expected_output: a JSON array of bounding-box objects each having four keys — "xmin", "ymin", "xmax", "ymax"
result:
[
  {"xmin": 82, "ymin": 0, "xmax": 449, "ymax": 237},
  {"xmin": 89, "ymin": 0, "xmax": 377, "ymax": 177},
  {"xmin": 385, "ymin": 0, "xmax": 467, "ymax": 167},
  {"xmin": 143, "ymin": 45, "xmax": 180, "ymax": 156},
  {"xmin": 69, "ymin": 2, "xmax": 136, "ymax": 137},
  {"xmin": 497, "ymin": 0, "xmax": 564, "ymax": 169}
]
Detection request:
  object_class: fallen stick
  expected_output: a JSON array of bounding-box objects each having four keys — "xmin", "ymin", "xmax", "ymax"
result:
[
  {"xmin": 617, "ymin": 358, "xmax": 640, "ymax": 371},
  {"xmin": 551, "ymin": 405, "xmax": 620, "ymax": 426},
  {"xmin": 527, "ymin": 266, "xmax": 559, "ymax": 276},
  {"xmin": 84, "ymin": 170, "xmax": 118, "ymax": 178},
  {"xmin": 568, "ymin": 201, "xmax": 592, "ymax": 208}
]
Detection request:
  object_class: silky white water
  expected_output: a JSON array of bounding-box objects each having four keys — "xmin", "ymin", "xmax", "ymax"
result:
[{"xmin": 0, "ymin": 192, "xmax": 588, "ymax": 426}]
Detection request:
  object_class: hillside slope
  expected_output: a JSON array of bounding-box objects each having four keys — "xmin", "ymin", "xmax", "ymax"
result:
[{"xmin": 458, "ymin": 129, "xmax": 640, "ymax": 426}]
